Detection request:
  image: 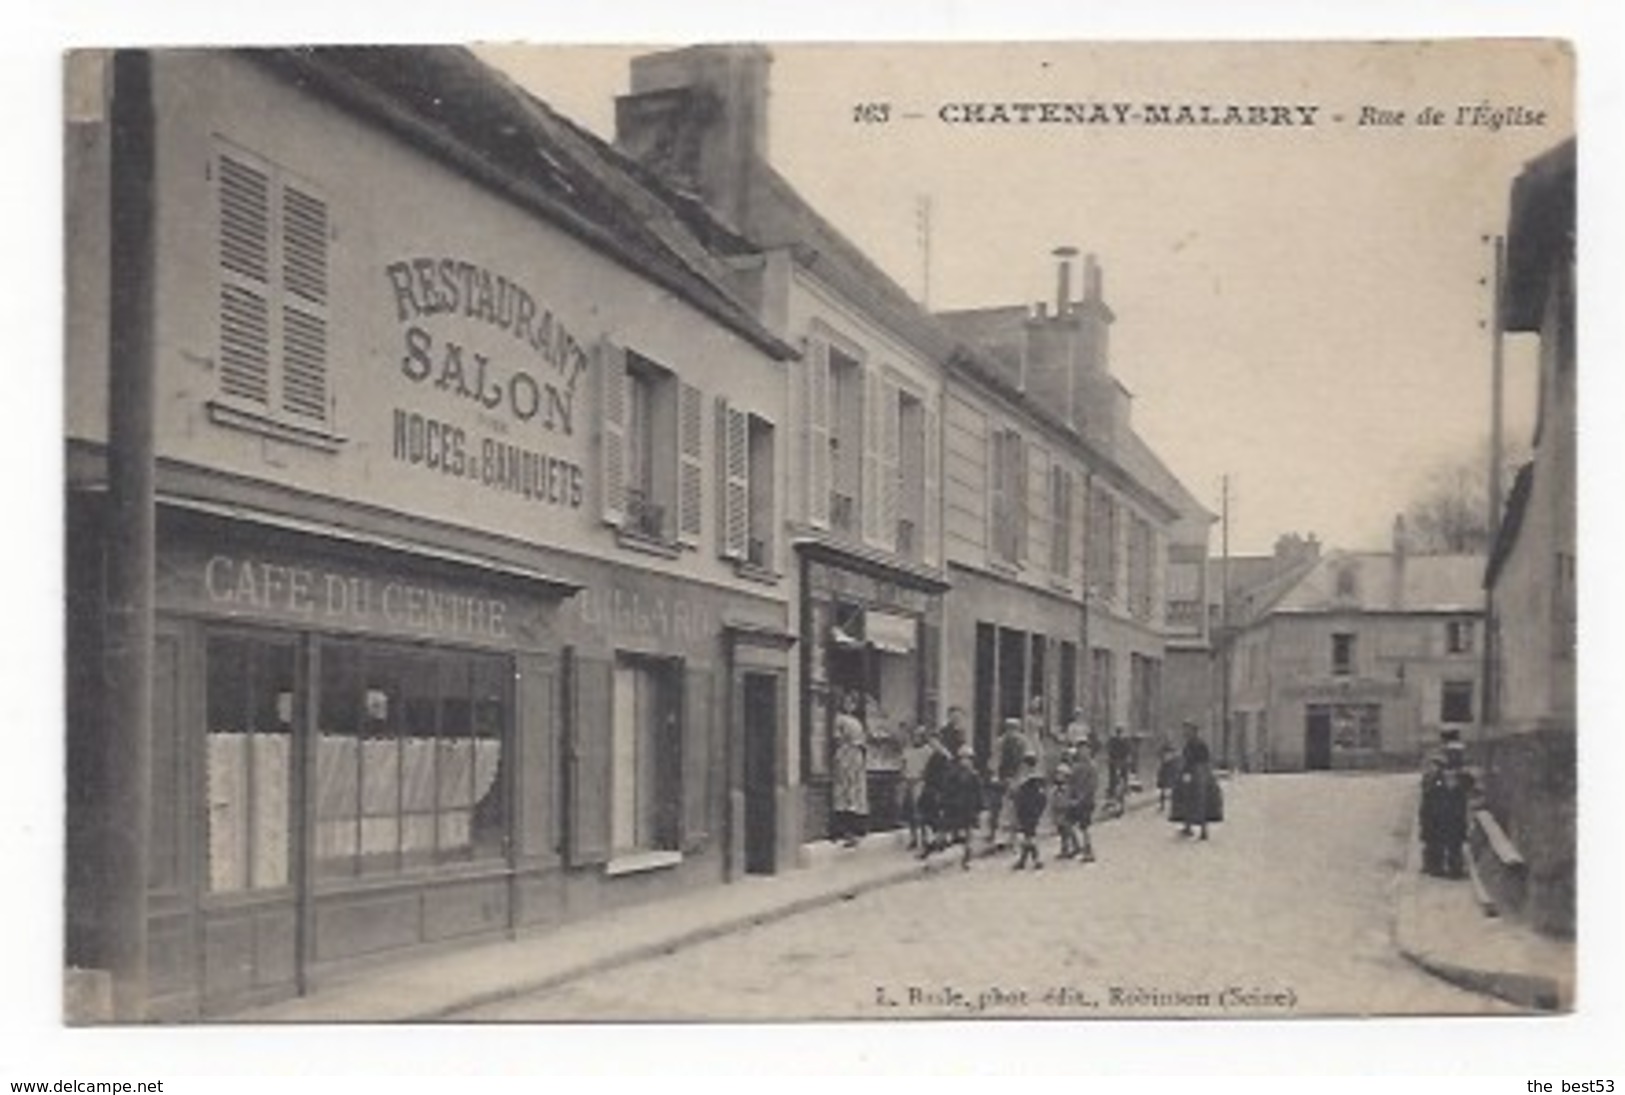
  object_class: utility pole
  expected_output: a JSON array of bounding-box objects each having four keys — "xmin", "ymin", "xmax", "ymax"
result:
[
  {"xmin": 1220, "ymin": 476, "xmax": 1231, "ymax": 767},
  {"xmin": 104, "ymin": 48, "xmax": 157, "ymax": 1021},
  {"xmin": 1481, "ymin": 233, "xmax": 1507, "ymax": 755}
]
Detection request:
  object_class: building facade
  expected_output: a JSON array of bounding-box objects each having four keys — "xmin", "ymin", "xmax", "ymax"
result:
[
  {"xmin": 614, "ymin": 46, "xmax": 951, "ymax": 844},
  {"xmin": 938, "ymin": 253, "xmax": 1196, "ymax": 771},
  {"xmin": 65, "ymin": 47, "xmax": 799, "ymax": 1018},
  {"xmin": 1225, "ymin": 527, "xmax": 1485, "ymax": 773},
  {"xmin": 1481, "ymin": 138, "xmax": 1576, "ymax": 936}
]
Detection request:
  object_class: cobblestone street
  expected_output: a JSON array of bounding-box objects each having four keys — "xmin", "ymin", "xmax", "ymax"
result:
[{"xmin": 458, "ymin": 772, "xmax": 1508, "ymax": 1020}]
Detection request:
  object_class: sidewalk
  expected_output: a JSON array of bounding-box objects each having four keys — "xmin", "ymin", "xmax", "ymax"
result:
[
  {"xmin": 229, "ymin": 790, "xmax": 1159, "ymax": 1023},
  {"xmin": 1390, "ymin": 798, "xmax": 1575, "ymax": 1012}
]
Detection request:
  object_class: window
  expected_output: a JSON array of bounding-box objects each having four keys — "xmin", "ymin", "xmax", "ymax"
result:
[
  {"xmin": 211, "ymin": 144, "xmax": 334, "ymax": 442},
  {"xmin": 990, "ymin": 426, "xmax": 1027, "ymax": 566},
  {"xmin": 1335, "ymin": 565, "xmax": 1359, "ymax": 600},
  {"xmin": 1090, "ymin": 647, "xmax": 1115, "ymax": 736},
  {"xmin": 1331, "ymin": 632, "xmax": 1356, "ymax": 676},
  {"xmin": 1087, "ymin": 484, "xmax": 1120, "ymax": 602},
  {"xmin": 611, "ymin": 657, "xmax": 683, "ymax": 857},
  {"xmin": 1441, "ymin": 680, "xmax": 1475, "ymax": 724},
  {"xmin": 314, "ymin": 641, "xmax": 509, "ymax": 878},
  {"xmin": 1127, "ymin": 515, "xmax": 1155, "ymax": 620},
  {"xmin": 1049, "ymin": 464, "xmax": 1074, "ymax": 581},
  {"xmin": 896, "ymin": 389, "xmax": 927, "ymax": 560},
  {"xmin": 717, "ymin": 400, "xmax": 775, "ymax": 572},
  {"xmin": 601, "ymin": 348, "xmax": 702, "ymax": 548},
  {"xmin": 205, "ymin": 634, "xmax": 296, "ymax": 893},
  {"xmin": 828, "ymin": 347, "xmax": 864, "ymax": 535},
  {"xmin": 1446, "ymin": 620, "xmax": 1475, "ymax": 654}
]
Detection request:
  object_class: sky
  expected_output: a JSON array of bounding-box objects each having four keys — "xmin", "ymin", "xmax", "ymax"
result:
[{"xmin": 479, "ymin": 40, "xmax": 1571, "ymax": 555}]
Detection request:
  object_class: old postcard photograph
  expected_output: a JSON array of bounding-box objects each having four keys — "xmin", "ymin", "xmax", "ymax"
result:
[{"xmin": 49, "ymin": 28, "xmax": 1593, "ymax": 1047}]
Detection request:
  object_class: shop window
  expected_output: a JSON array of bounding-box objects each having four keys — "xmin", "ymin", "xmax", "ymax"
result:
[
  {"xmin": 205, "ymin": 634, "xmax": 296, "ymax": 894},
  {"xmin": 209, "ymin": 142, "xmax": 336, "ymax": 446},
  {"xmin": 1441, "ymin": 680, "xmax": 1475, "ymax": 725},
  {"xmin": 1331, "ymin": 632, "xmax": 1356, "ymax": 676},
  {"xmin": 315, "ymin": 641, "xmax": 509, "ymax": 878},
  {"xmin": 611, "ymin": 657, "xmax": 683, "ymax": 857},
  {"xmin": 1330, "ymin": 703, "xmax": 1381, "ymax": 750}
]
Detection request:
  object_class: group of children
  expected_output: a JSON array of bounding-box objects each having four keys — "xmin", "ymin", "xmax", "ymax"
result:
[{"xmin": 899, "ymin": 719, "xmax": 1105, "ymax": 872}]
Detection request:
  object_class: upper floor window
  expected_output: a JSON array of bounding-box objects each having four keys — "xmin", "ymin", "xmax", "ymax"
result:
[
  {"xmin": 717, "ymin": 399, "xmax": 776, "ymax": 574},
  {"xmin": 211, "ymin": 143, "xmax": 335, "ymax": 445},
  {"xmin": 990, "ymin": 426, "xmax": 1027, "ymax": 566},
  {"xmin": 895, "ymin": 388, "xmax": 927, "ymax": 560},
  {"xmin": 1446, "ymin": 620, "xmax": 1475, "ymax": 654},
  {"xmin": 600, "ymin": 346, "xmax": 702, "ymax": 550},
  {"xmin": 1087, "ymin": 484, "xmax": 1120, "ymax": 603},
  {"xmin": 1049, "ymin": 464, "xmax": 1075, "ymax": 581},
  {"xmin": 828, "ymin": 346, "xmax": 864, "ymax": 535},
  {"xmin": 1331, "ymin": 632, "xmax": 1356, "ymax": 676}
]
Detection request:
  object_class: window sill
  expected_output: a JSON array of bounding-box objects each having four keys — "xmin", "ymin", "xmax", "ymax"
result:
[
  {"xmin": 615, "ymin": 528, "xmax": 683, "ymax": 559},
  {"xmin": 732, "ymin": 558, "xmax": 782, "ymax": 587},
  {"xmin": 987, "ymin": 556, "xmax": 1021, "ymax": 578},
  {"xmin": 605, "ymin": 849, "xmax": 683, "ymax": 877},
  {"xmin": 207, "ymin": 399, "xmax": 345, "ymax": 452}
]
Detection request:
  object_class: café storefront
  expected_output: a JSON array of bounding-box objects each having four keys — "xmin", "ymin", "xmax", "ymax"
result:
[{"xmin": 112, "ymin": 503, "xmax": 576, "ymax": 1016}]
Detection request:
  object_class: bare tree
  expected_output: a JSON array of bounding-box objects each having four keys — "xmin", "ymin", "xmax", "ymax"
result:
[{"xmin": 1404, "ymin": 437, "xmax": 1532, "ymax": 555}]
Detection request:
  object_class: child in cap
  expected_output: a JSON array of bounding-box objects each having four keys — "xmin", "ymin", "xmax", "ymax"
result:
[
  {"xmin": 1012, "ymin": 754, "xmax": 1048, "ymax": 871},
  {"xmin": 1053, "ymin": 758, "xmax": 1081, "ymax": 860}
]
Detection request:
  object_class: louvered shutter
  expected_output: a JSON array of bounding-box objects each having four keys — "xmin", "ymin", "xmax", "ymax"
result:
[
  {"xmin": 922, "ymin": 401, "xmax": 940, "ymax": 567},
  {"xmin": 677, "ymin": 381, "xmax": 704, "ymax": 546},
  {"xmin": 681, "ymin": 664, "xmax": 712, "ymax": 851},
  {"xmin": 565, "ymin": 653, "xmax": 613, "ymax": 865},
  {"xmin": 862, "ymin": 369, "xmax": 882, "ymax": 545},
  {"xmin": 880, "ymin": 379, "xmax": 900, "ymax": 552},
  {"xmin": 1015, "ymin": 435, "xmax": 1030, "ymax": 564},
  {"xmin": 805, "ymin": 341, "xmax": 831, "ymax": 529},
  {"xmin": 988, "ymin": 429, "xmax": 1004, "ymax": 564},
  {"xmin": 279, "ymin": 183, "xmax": 329, "ymax": 423},
  {"xmin": 717, "ymin": 398, "xmax": 750, "ymax": 560},
  {"xmin": 597, "ymin": 341, "xmax": 627, "ymax": 527},
  {"xmin": 218, "ymin": 152, "xmax": 272, "ymax": 409}
]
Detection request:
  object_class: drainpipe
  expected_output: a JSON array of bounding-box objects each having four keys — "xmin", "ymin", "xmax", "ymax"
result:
[{"xmin": 103, "ymin": 48, "xmax": 157, "ymax": 1022}]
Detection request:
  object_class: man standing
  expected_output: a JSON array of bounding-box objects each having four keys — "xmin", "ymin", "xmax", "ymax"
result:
[{"xmin": 990, "ymin": 717, "xmax": 1029, "ymax": 850}]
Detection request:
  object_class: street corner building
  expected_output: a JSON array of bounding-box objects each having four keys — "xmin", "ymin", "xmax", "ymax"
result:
[
  {"xmin": 64, "ymin": 46, "xmax": 799, "ymax": 1020},
  {"xmin": 1218, "ymin": 522, "xmax": 1488, "ymax": 773}
]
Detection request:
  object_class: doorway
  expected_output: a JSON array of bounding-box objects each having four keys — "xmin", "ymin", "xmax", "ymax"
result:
[
  {"xmin": 742, "ymin": 672, "xmax": 779, "ymax": 874},
  {"xmin": 1304, "ymin": 708, "xmax": 1333, "ymax": 771}
]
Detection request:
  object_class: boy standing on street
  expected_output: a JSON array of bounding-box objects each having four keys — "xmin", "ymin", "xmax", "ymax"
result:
[{"xmin": 1012, "ymin": 754, "xmax": 1048, "ymax": 871}]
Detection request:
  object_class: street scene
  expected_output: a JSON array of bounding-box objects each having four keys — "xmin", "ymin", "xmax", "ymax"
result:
[
  {"xmin": 59, "ymin": 40, "xmax": 1576, "ymax": 1027},
  {"xmin": 457, "ymin": 772, "xmax": 1507, "ymax": 1020}
]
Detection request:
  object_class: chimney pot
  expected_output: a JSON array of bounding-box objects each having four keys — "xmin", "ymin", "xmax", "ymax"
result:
[{"xmin": 1053, "ymin": 245, "xmax": 1079, "ymax": 314}]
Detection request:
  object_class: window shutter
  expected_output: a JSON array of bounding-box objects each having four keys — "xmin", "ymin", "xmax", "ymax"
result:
[
  {"xmin": 597, "ymin": 341, "xmax": 627, "ymax": 527},
  {"xmin": 677, "ymin": 381, "xmax": 704, "ymax": 546},
  {"xmin": 988, "ymin": 429, "xmax": 1004, "ymax": 564},
  {"xmin": 279, "ymin": 184, "xmax": 329, "ymax": 423},
  {"xmin": 717, "ymin": 397, "xmax": 750, "ymax": 560},
  {"xmin": 805, "ymin": 341, "xmax": 831, "ymax": 529},
  {"xmin": 863, "ymin": 369, "xmax": 882, "ymax": 546},
  {"xmin": 514, "ymin": 652, "xmax": 556, "ymax": 864},
  {"xmin": 923, "ymin": 401, "xmax": 940, "ymax": 567},
  {"xmin": 565, "ymin": 653, "xmax": 613, "ymax": 865},
  {"xmin": 218, "ymin": 152, "xmax": 272, "ymax": 407},
  {"xmin": 1015, "ymin": 435, "xmax": 1030, "ymax": 564},
  {"xmin": 880, "ymin": 379, "xmax": 900, "ymax": 552},
  {"xmin": 681, "ymin": 665, "xmax": 712, "ymax": 851}
]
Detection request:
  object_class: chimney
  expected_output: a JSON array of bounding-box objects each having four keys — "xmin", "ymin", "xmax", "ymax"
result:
[
  {"xmin": 1083, "ymin": 252, "xmax": 1104, "ymax": 301},
  {"xmin": 1390, "ymin": 515, "xmax": 1408, "ymax": 608},
  {"xmin": 1053, "ymin": 246, "xmax": 1078, "ymax": 315},
  {"xmin": 615, "ymin": 45, "xmax": 773, "ymax": 233}
]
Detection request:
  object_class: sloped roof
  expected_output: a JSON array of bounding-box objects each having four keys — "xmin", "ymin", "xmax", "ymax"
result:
[
  {"xmin": 1272, "ymin": 551, "xmax": 1486, "ymax": 615},
  {"xmin": 254, "ymin": 46, "xmax": 795, "ymax": 361}
]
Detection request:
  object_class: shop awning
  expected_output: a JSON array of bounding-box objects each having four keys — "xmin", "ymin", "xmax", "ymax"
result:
[
  {"xmin": 866, "ymin": 610, "xmax": 917, "ymax": 655},
  {"xmin": 158, "ymin": 494, "xmax": 583, "ymax": 596}
]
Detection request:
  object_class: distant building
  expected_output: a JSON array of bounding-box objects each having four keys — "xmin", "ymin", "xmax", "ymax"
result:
[
  {"xmin": 1481, "ymin": 137, "xmax": 1576, "ymax": 936},
  {"xmin": 1225, "ymin": 521, "xmax": 1484, "ymax": 772}
]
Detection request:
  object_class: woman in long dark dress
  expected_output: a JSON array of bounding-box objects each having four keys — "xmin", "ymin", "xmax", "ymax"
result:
[{"xmin": 1171, "ymin": 722, "xmax": 1220, "ymax": 840}]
